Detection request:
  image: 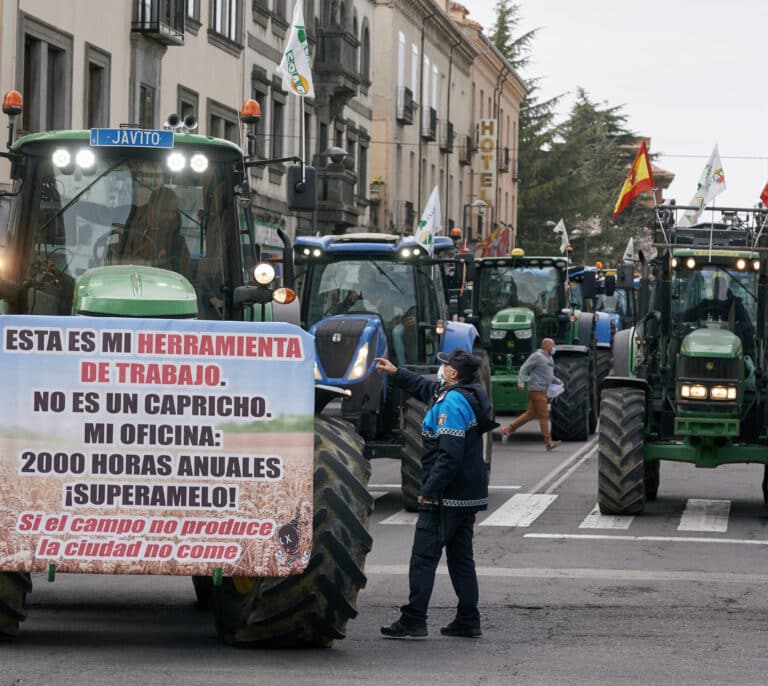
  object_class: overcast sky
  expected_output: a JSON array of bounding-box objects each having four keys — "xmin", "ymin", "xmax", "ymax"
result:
[{"xmin": 469, "ymin": 0, "xmax": 767, "ymax": 210}]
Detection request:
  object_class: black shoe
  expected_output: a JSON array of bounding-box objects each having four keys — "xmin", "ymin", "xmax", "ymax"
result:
[
  {"xmin": 380, "ymin": 619, "xmax": 428, "ymax": 639},
  {"xmin": 440, "ymin": 620, "xmax": 482, "ymax": 638}
]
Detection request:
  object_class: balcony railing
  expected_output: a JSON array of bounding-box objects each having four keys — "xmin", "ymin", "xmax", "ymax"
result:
[
  {"xmin": 459, "ymin": 134, "xmax": 473, "ymax": 166},
  {"xmin": 314, "ymin": 28, "xmax": 361, "ymax": 97},
  {"xmin": 498, "ymin": 146, "xmax": 510, "ymax": 172},
  {"xmin": 132, "ymin": 0, "xmax": 185, "ymax": 45},
  {"xmin": 397, "ymin": 86, "xmax": 414, "ymax": 124},
  {"xmin": 439, "ymin": 120, "xmax": 454, "ymax": 153}
]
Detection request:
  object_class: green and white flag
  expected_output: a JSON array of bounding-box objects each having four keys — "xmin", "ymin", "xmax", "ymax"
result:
[
  {"xmin": 679, "ymin": 144, "xmax": 726, "ymax": 227},
  {"xmin": 415, "ymin": 186, "xmax": 441, "ymax": 255},
  {"xmin": 553, "ymin": 218, "xmax": 570, "ymax": 254},
  {"xmin": 280, "ymin": 2, "xmax": 315, "ymax": 98},
  {"xmin": 622, "ymin": 237, "xmax": 634, "ymax": 261}
]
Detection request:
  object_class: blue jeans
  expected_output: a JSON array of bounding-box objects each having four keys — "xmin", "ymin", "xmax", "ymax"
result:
[{"xmin": 400, "ymin": 508, "xmax": 480, "ymax": 628}]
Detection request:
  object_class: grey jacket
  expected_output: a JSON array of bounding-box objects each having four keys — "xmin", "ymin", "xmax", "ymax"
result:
[{"xmin": 518, "ymin": 349, "xmax": 561, "ymax": 392}]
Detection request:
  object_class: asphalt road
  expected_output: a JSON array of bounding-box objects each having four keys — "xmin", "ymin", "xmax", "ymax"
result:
[{"xmin": 5, "ymin": 419, "xmax": 768, "ymax": 685}]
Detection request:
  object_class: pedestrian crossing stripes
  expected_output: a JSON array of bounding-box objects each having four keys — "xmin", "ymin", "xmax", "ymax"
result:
[
  {"xmin": 374, "ymin": 494, "xmax": 753, "ymax": 534},
  {"xmin": 479, "ymin": 493, "xmax": 558, "ymax": 528}
]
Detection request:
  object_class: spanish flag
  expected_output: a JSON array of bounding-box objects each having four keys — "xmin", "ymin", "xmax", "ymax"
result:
[{"xmin": 613, "ymin": 141, "xmax": 654, "ymax": 220}]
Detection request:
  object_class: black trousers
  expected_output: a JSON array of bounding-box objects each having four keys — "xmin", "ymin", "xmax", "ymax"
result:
[{"xmin": 400, "ymin": 508, "xmax": 480, "ymax": 628}]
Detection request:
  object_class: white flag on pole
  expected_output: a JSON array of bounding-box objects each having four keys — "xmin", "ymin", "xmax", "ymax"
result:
[
  {"xmin": 415, "ymin": 186, "xmax": 442, "ymax": 255},
  {"xmin": 553, "ymin": 218, "xmax": 570, "ymax": 254},
  {"xmin": 679, "ymin": 144, "xmax": 727, "ymax": 227},
  {"xmin": 280, "ymin": 2, "xmax": 315, "ymax": 98},
  {"xmin": 622, "ymin": 237, "xmax": 634, "ymax": 261}
]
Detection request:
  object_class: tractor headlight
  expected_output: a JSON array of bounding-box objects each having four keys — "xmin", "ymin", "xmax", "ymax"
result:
[
  {"xmin": 348, "ymin": 342, "xmax": 370, "ymax": 381},
  {"xmin": 314, "ymin": 362, "xmax": 322, "ymax": 380},
  {"xmin": 253, "ymin": 263, "xmax": 276, "ymax": 285},
  {"xmin": 514, "ymin": 328, "xmax": 532, "ymax": 339},
  {"xmin": 680, "ymin": 383, "xmax": 707, "ymax": 399},
  {"xmin": 710, "ymin": 385, "xmax": 737, "ymax": 401},
  {"xmin": 490, "ymin": 329, "xmax": 507, "ymax": 340}
]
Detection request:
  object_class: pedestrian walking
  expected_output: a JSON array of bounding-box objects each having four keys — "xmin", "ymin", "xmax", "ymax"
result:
[
  {"xmin": 501, "ymin": 337, "xmax": 564, "ymax": 451},
  {"xmin": 376, "ymin": 348, "xmax": 498, "ymax": 639}
]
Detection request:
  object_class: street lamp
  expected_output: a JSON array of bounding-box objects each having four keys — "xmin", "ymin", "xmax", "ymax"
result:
[
  {"xmin": 463, "ymin": 199, "xmax": 488, "ymax": 243},
  {"xmin": 540, "ymin": 220, "xmax": 556, "ymax": 255}
]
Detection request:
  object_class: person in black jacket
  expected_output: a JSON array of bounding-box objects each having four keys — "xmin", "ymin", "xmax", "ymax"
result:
[{"xmin": 376, "ymin": 348, "xmax": 497, "ymax": 640}]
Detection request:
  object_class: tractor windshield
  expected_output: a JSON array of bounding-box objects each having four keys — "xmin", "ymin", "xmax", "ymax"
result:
[
  {"xmin": 477, "ymin": 265, "xmax": 560, "ymax": 315},
  {"xmin": 672, "ymin": 265, "xmax": 757, "ymax": 350},
  {"xmin": 7, "ymin": 139, "xmax": 244, "ymax": 319},
  {"xmin": 303, "ymin": 259, "xmax": 417, "ymax": 329}
]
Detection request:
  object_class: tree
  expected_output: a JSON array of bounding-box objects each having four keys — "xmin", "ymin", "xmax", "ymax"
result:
[{"xmin": 490, "ymin": 3, "xmax": 653, "ymax": 263}]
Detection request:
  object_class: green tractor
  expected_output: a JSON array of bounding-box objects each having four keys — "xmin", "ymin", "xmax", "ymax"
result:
[
  {"xmin": 599, "ymin": 205, "xmax": 768, "ymax": 514},
  {"xmin": 470, "ymin": 249, "xmax": 599, "ymax": 441},
  {"xmin": 0, "ymin": 92, "xmax": 371, "ymax": 646}
]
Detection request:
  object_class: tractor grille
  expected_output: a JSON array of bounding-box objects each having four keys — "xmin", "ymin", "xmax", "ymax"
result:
[
  {"xmin": 677, "ymin": 355, "xmax": 740, "ymax": 380},
  {"xmin": 490, "ymin": 333, "xmax": 532, "ymax": 368},
  {"xmin": 315, "ymin": 319, "xmax": 369, "ymax": 378}
]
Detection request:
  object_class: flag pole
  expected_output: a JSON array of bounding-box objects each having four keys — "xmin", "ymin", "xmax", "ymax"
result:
[{"xmin": 300, "ymin": 96, "xmax": 306, "ymax": 183}]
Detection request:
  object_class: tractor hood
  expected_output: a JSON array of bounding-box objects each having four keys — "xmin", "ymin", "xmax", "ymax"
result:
[
  {"xmin": 74, "ymin": 265, "xmax": 198, "ymax": 318},
  {"xmin": 681, "ymin": 327, "xmax": 742, "ymax": 357},
  {"xmin": 490, "ymin": 307, "xmax": 534, "ymax": 330}
]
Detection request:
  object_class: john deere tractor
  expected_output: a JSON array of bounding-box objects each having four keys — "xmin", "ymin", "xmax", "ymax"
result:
[
  {"xmin": 470, "ymin": 248, "xmax": 598, "ymax": 441},
  {"xmin": 598, "ymin": 205, "xmax": 768, "ymax": 514},
  {"xmin": 0, "ymin": 92, "xmax": 371, "ymax": 646},
  {"xmin": 293, "ymin": 233, "xmax": 491, "ymax": 511}
]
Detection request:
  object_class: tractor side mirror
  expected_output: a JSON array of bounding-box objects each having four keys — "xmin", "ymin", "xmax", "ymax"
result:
[
  {"xmin": 604, "ymin": 274, "xmax": 616, "ymax": 296},
  {"xmin": 616, "ymin": 264, "xmax": 634, "ymax": 289},
  {"xmin": 286, "ymin": 165, "xmax": 317, "ymax": 211},
  {"xmin": 581, "ymin": 270, "xmax": 597, "ymax": 299}
]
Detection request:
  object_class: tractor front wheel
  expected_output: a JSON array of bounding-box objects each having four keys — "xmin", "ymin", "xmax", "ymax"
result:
[
  {"xmin": 401, "ymin": 396, "xmax": 426, "ymax": 512},
  {"xmin": 598, "ymin": 387, "xmax": 646, "ymax": 515},
  {"xmin": 210, "ymin": 415, "xmax": 373, "ymax": 647},
  {"xmin": 551, "ymin": 355, "xmax": 591, "ymax": 441},
  {"xmin": 0, "ymin": 572, "xmax": 31, "ymax": 640}
]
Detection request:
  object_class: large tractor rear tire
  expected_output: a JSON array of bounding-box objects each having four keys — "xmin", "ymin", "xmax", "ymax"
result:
[
  {"xmin": 644, "ymin": 460, "xmax": 660, "ymax": 501},
  {"xmin": 0, "ymin": 572, "xmax": 31, "ymax": 640},
  {"xmin": 210, "ymin": 415, "xmax": 373, "ymax": 647},
  {"xmin": 598, "ymin": 387, "xmax": 646, "ymax": 515},
  {"xmin": 474, "ymin": 348, "xmax": 494, "ymax": 475},
  {"xmin": 596, "ymin": 348, "xmax": 612, "ymax": 401},
  {"xmin": 551, "ymin": 355, "xmax": 591, "ymax": 441},
  {"xmin": 402, "ymin": 396, "xmax": 426, "ymax": 512}
]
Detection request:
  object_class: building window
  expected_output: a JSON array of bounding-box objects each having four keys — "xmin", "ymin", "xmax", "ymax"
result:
[
  {"xmin": 177, "ymin": 85, "xmax": 199, "ymax": 126},
  {"xmin": 139, "ymin": 83, "xmax": 155, "ymax": 129},
  {"xmin": 19, "ymin": 15, "xmax": 73, "ymax": 134},
  {"xmin": 84, "ymin": 44, "xmax": 110, "ymax": 129},
  {"xmin": 274, "ymin": 0, "xmax": 287, "ymax": 21},
  {"xmin": 360, "ymin": 23, "xmax": 371, "ymax": 81},
  {"xmin": 358, "ymin": 142, "xmax": 368, "ymax": 199},
  {"xmin": 187, "ymin": 0, "xmax": 199, "ymax": 18},
  {"xmin": 210, "ymin": 0, "xmax": 242, "ymax": 43},
  {"xmin": 271, "ymin": 99, "xmax": 284, "ymax": 159},
  {"xmin": 208, "ymin": 99, "xmax": 239, "ymax": 143}
]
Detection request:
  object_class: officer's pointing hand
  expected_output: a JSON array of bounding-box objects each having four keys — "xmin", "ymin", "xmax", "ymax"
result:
[{"xmin": 375, "ymin": 357, "xmax": 397, "ymax": 375}]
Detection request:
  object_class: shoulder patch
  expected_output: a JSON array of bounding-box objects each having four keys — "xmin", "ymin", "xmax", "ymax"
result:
[{"xmin": 437, "ymin": 413, "xmax": 448, "ymax": 425}]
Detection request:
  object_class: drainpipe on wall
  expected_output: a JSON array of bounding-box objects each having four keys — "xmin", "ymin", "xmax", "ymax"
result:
[
  {"xmin": 416, "ymin": 9, "xmax": 436, "ymax": 220},
  {"xmin": 443, "ymin": 37, "xmax": 461, "ymax": 228},
  {"xmin": 492, "ymin": 65, "xmax": 510, "ymax": 229}
]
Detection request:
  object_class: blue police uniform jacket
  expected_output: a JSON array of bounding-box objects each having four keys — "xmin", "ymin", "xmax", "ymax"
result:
[{"xmin": 393, "ymin": 367, "xmax": 493, "ymax": 511}]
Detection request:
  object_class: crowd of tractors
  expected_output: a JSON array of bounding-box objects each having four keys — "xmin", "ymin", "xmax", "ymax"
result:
[{"xmin": 1, "ymin": 87, "xmax": 768, "ymax": 647}]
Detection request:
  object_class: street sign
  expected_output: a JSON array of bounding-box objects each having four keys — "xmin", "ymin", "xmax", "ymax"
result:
[{"xmin": 90, "ymin": 128, "xmax": 174, "ymax": 149}]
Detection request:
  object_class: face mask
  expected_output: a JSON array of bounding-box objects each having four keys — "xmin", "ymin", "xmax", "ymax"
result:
[
  {"xmin": 550, "ymin": 347, "xmax": 557, "ymax": 355},
  {"xmin": 437, "ymin": 365, "xmax": 446, "ymax": 383}
]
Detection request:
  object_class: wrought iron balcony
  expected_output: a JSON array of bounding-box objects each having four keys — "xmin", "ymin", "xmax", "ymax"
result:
[
  {"xmin": 439, "ymin": 120, "xmax": 454, "ymax": 153},
  {"xmin": 397, "ymin": 86, "xmax": 414, "ymax": 124},
  {"xmin": 459, "ymin": 134, "xmax": 473, "ymax": 166},
  {"xmin": 132, "ymin": 0, "xmax": 185, "ymax": 45},
  {"xmin": 498, "ymin": 146, "xmax": 510, "ymax": 172}
]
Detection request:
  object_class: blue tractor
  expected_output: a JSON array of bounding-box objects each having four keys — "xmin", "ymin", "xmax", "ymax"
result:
[
  {"xmin": 568, "ymin": 264, "xmax": 614, "ymax": 393},
  {"xmin": 293, "ymin": 233, "xmax": 491, "ymax": 510}
]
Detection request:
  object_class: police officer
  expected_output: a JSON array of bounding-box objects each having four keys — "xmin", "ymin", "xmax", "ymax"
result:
[{"xmin": 376, "ymin": 348, "xmax": 497, "ymax": 639}]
